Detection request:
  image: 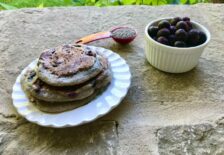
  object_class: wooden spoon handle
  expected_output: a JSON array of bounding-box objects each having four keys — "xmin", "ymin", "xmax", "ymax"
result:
[{"xmin": 75, "ymin": 31, "xmax": 111, "ymax": 44}]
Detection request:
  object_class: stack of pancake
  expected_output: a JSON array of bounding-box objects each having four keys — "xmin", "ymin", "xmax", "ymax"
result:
[{"xmin": 21, "ymin": 44, "xmax": 111, "ymax": 113}]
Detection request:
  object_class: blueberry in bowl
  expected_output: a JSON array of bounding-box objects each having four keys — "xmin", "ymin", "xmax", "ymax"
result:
[
  {"xmin": 145, "ymin": 17, "xmax": 210, "ymax": 73},
  {"xmin": 147, "ymin": 17, "xmax": 208, "ymax": 48}
]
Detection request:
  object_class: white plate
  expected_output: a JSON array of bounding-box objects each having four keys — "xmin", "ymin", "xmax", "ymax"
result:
[{"xmin": 12, "ymin": 46, "xmax": 131, "ymax": 128}]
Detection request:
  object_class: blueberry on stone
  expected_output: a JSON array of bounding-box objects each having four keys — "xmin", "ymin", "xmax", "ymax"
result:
[
  {"xmin": 183, "ymin": 17, "xmax": 190, "ymax": 21},
  {"xmin": 170, "ymin": 17, "xmax": 182, "ymax": 26},
  {"xmin": 157, "ymin": 36, "xmax": 169, "ymax": 45},
  {"xmin": 170, "ymin": 26, "xmax": 176, "ymax": 34},
  {"xmin": 188, "ymin": 29, "xmax": 200, "ymax": 46},
  {"xmin": 158, "ymin": 20, "xmax": 171, "ymax": 29},
  {"xmin": 198, "ymin": 31, "xmax": 207, "ymax": 44},
  {"xmin": 157, "ymin": 28, "xmax": 170, "ymax": 37},
  {"xmin": 168, "ymin": 35, "xmax": 176, "ymax": 46},
  {"xmin": 176, "ymin": 21, "xmax": 189, "ymax": 31},
  {"xmin": 175, "ymin": 29, "xmax": 188, "ymax": 41},
  {"xmin": 174, "ymin": 41, "xmax": 186, "ymax": 47},
  {"xmin": 148, "ymin": 26, "xmax": 159, "ymax": 37}
]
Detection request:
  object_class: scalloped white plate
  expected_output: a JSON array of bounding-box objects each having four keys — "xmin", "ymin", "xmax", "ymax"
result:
[{"xmin": 12, "ymin": 46, "xmax": 131, "ymax": 128}]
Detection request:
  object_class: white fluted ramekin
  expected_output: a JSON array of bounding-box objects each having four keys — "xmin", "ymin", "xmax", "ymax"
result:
[{"xmin": 144, "ymin": 18, "xmax": 211, "ymax": 73}]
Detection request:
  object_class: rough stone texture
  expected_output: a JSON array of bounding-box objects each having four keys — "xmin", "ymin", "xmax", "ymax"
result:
[
  {"xmin": 157, "ymin": 118, "xmax": 224, "ymax": 155},
  {"xmin": 0, "ymin": 4, "xmax": 224, "ymax": 155}
]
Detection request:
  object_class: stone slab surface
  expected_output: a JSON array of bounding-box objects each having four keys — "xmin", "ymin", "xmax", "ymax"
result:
[
  {"xmin": 157, "ymin": 118, "xmax": 224, "ymax": 155},
  {"xmin": 0, "ymin": 120, "xmax": 118, "ymax": 155},
  {"xmin": 0, "ymin": 4, "xmax": 224, "ymax": 155}
]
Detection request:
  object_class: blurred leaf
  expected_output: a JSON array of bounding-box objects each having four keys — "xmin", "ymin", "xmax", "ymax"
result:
[
  {"xmin": 64, "ymin": 0, "xmax": 72, "ymax": 4},
  {"xmin": 152, "ymin": 0, "xmax": 158, "ymax": 5},
  {"xmin": 167, "ymin": 0, "xmax": 179, "ymax": 4},
  {"xmin": 72, "ymin": 2, "xmax": 83, "ymax": 5},
  {"xmin": 189, "ymin": 0, "xmax": 197, "ymax": 3},
  {"xmin": 109, "ymin": 0, "xmax": 121, "ymax": 5},
  {"xmin": 73, "ymin": 0, "xmax": 85, "ymax": 5},
  {"xmin": 136, "ymin": 0, "xmax": 142, "ymax": 4},
  {"xmin": 38, "ymin": 2, "xmax": 44, "ymax": 8},
  {"xmin": 84, "ymin": 0, "xmax": 95, "ymax": 5},
  {"xmin": 121, "ymin": 0, "xmax": 136, "ymax": 4},
  {"xmin": 0, "ymin": 2, "xmax": 17, "ymax": 10},
  {"xmin": 94, "ymin": 0, "xmax": 109, "ymax": 6},
  {"xmin": 143, "ymin": 0, "xmax": 152, "ymax": 5},
  {"xmin": 180, "ymin": 0, "xmax": 188, "ymax": 3},
  {"xmin": 158, "ymin": 0, "xmax": 167, "ymax": 4},
  {"xmin": 151, "ymin": 0, "xmax": 167, "ymax": 5},
  {"xmin": 111, "ymin": 1, "xmax": 120, "ymax": 5},
  {"xmin": 95, "ymin": 1, "xmax": 103, "ymax": 6}
]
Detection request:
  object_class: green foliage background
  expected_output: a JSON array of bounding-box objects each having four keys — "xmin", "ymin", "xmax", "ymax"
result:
[{"xmin": 0, "ymin": 0, "xmax": 213, "ymax": 10}]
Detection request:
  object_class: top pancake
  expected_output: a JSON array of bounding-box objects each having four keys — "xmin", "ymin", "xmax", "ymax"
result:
[{"xmin": 37, "ymin": 44, "xmax": 105, "ymax": 86}]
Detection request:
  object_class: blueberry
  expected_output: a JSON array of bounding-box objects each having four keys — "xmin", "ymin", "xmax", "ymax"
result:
[
  {"xmin": 157, "ymin": 28, "xmax": 170, "ymax": 37},
  {"xmin": 148, "ymin": 26, "xmax": 159, "ymax": 37},
  {"xmin": 170, "ymin": 26, "xmax": 176, "ymax": 34},
  {"xmin": 152, "ymin": 36, "xmax": 157, "ymax": 40},
  {"xmin": 183, "ymin": 17, "xmax": 190, "ymax": 21},
  {"xmin": 170, "ymin": 17, "xmax": 182, "ymax": 26},
  {"xmin": 158, "ymin": 20, "xmax": 170, "ymax": 29},
  {"xmin": 157, "ymin": 37, "xmax": 169, "ymax": 45},
  {"xmin": 188, "ymin": 29, "xmax": 200, "ymax": 46},
  {"xmin": 174, "ymin": 41, "xmax": 186, "ymax": 47},
  {"xmin": 198, "ymin": 31, "xmax": 207, "ymax": 44},
  {"xmin": 176, "ymin": 21, "xmax": 189, "ymax": 31},
  {"xmin": 175, "ymin": 29, "xmax": 188, "ymax": 41},
  {"xmin": 186, "ymin": 21, "xmax": 193, "ymax": 30},
  {"xmin": 168, "ymin": 35, "xmax": 176, "ymax": 46}
]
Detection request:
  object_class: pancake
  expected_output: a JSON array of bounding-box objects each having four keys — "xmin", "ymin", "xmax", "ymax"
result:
[
  {"xmin": 36, "ymin": 44, "xmax": 104, "ymax": 86},
  {"xmin": 28, "ymin": 74, "xmax": 111, "ymax": 113},
  {"xmin": 21, "ymin": 44, "xmax": 112, "ymax": 113},
  {"xmin": 21, "ymin": 68, "xmax": 111, "ymax": 102}
]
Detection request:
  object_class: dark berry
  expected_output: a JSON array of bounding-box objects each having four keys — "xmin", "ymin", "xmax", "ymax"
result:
[
  {"xmin": 183, "ymin": 17, "xmax": 190, "ymax": 21},
  {"xmin": 152, "ymin": 36, "xmax": 157, "ymax": 40},
  {"xmin": 175, "ymin": 29, "xmax": 188, "ymax": 41},
  {"xmin": 174, "ymin": 41, "xmax": 186, "ymax": 47},
  {"xmin": 168, "ymin": 35, "xmax": 176, "ymax": 46},
  {"xmin": 188, "ymin": 29, "xmax": 200, "ymax": 46},
  {"xmin": 157, "ymin": 28, "xmax": 170, "ymax": 37},
  {"xmin": 198, "ymin": 31, "xmax": 207, "ymax": 44},
  {"xmin": 176, "ymin": 21, "xmax": 189, "ymax": 31},
  {"xmin": 186, "ymin": 21, "xmax": 193, "ymax": 30},
  {"xmin": 157, "ymin": 37, "xmax": 169, "ymax": 45},
  {"xmin": 170, "ymin": 26, "xmax": 176, "ymax": 34},
  {"xmin": 158, "ymin": 20, "xmax": 170, "ymax": 29},
  {"xmin": 170, "ymin": 17, "xmax": 182, "ymax": 26},
  {"xmin": 148, "ymin": 26, "xmax": 159, "ymax": 37}
]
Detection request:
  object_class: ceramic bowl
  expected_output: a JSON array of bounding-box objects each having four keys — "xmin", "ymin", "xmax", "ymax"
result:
[{"xmin": 144, "ymin": 18, "xmax": 211, "ymax": 73}]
